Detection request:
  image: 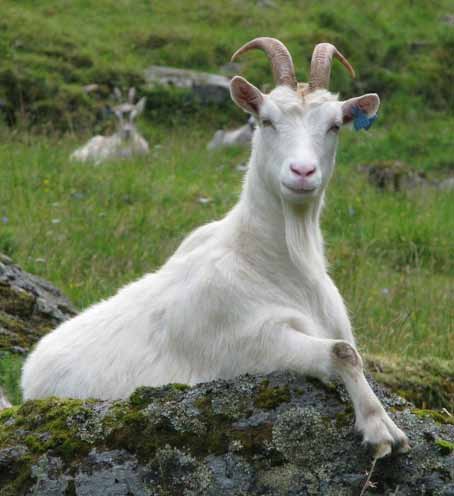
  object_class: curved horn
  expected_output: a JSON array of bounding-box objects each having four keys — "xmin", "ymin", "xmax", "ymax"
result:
[
  {"xmin": 231, "ymin": 37, "xmax": 297, "ymax": 90},
  {"xmin": 309, "ymin": 43, "xmax": 356, "ymax": 91}
]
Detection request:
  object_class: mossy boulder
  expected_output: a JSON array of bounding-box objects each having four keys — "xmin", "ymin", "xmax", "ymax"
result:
[
  {"xmin": 1, "ymin": 371, "xmax": 454, "ymax": 495},
  {"xmin": 0, "ymin": 253, "xmax": 76, "ymax": 354}
]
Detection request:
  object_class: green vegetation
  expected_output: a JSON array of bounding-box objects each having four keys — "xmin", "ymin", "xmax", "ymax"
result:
[
  {"xmin": 412, "ymin": 409, "xmax": 454, "ymax": 425},
  {"xmin": 0, "ymin": 0, "xmax": 453, "ymax": 407},
  {"xmin": 0, "ymin": 0, "xmax": 453, "ymax": 129},
  {"xmin": 0, "ymin": 354, "xmax": 22, "ymax": 405},
  {"xmin": 369, "ymin": 356, "xmax": 454, "ymax": 411},
  {"xmin": 255, "ymin": 380, "xmax": 291, "ymax": 410},
  {"xmin": 435, "ymin": 438, "xmax": 454, "ymax": 455}
]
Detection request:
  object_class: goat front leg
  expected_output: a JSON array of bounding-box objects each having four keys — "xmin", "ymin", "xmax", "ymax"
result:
[{"xmin": 265, "ymin": 324, "xmax": 410, "ymax": 458}]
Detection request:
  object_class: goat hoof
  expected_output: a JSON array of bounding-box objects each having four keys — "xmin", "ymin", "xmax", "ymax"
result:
[
  {"xmin": 371, "ymin": 440, "xmax": 392, "ymax": 459},
  {"xmin": 396, "ymin": 437, "xmax": 411, "ymax": 454},
  {"xmin": 358, "ymin": 412, "xmax": 410, "ymax": 458}
]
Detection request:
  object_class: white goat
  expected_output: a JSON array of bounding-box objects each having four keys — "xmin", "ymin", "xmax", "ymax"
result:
[
  {"xmin": 71, "ymin": 88, "xmax": 149, "ymax": 164},
  {"xmin": 0, "ymin": 387, "xmax": 11, "ymax": 410},
  {"xmin": 207, "ymin": 116, "xmax": 255, "ymax": 149},
  {"xmin": 23, "ymin": 38, "xmax": 409, "ymax": 458}
]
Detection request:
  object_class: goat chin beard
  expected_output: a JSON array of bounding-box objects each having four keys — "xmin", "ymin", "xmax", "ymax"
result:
[{"xmin": 282, "ymin": 200, "xmax": 326, "ymax": 281}]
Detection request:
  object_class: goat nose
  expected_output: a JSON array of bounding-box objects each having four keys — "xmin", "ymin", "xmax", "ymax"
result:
[{"xmin": 290, "ymin": 163, "xmax": 317, "ymax": 177}]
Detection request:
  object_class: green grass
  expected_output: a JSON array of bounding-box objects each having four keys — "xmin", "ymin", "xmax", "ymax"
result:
[
  {"xmin": 0, "ymin": 0, "xmax": 453, "ymax": 405},
  {"xmin": 0, "ymin": 353, "xmax": 23, "ymax": 405},
  {"xmin": 1, "ymin": 116, "xmax": 452, "ymax": 359}
]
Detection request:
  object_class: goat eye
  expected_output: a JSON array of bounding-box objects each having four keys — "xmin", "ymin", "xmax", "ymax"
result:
[
  {"xmin": 328, "ymin": 124, "xmax": 341, "ymax": 133},
  {"xmin": 261, "ymin": 119, "xmax": 274, "ymax": 128}
]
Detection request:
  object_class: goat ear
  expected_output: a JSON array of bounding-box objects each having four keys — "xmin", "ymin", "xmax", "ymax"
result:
[
  {"xmin": 135, "ymin": 97, "xmax": 146, "ymax": 115},
  {"xmin": 230, "ymin": 76, "xmax": 264, "ymax": 116},
  {"xmin": 113, "ymin": 87, "xmax": 122, "ymax": 101},
  {"xmin": 342, "ymin": 93, "xmax": 380, "ymax": 125},
  {"xmin": 131, "ymin": 97, "xmax": 146, "ymax": 120}
]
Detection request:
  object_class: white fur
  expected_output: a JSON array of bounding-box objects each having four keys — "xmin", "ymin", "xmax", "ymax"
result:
[
  {"xmin": 207, "ymin": 117, "xmax": 255, "ymax": 149},
  {"xmin": 23, "ymin": 84, "xmax": 407, "ymax": 457},
  {"xmin": 71, "ymin": 97, "xmax": 149, "ymax": 164},
  {"xmin": 0, "ymin": 387, "xmax": 11, "ymax": 410}
]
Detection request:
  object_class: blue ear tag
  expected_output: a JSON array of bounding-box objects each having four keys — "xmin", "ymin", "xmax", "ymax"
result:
[{"xmin": 352, "ymin": 106, "xmax": 378, "ymax": 131}]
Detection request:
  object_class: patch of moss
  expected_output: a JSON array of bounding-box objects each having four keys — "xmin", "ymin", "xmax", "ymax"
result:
[
  {"xmin": 65, "ymin": 480, "xmax": 77, "ymax": 496},
  {"xmin": 128, "ymin": 386, "xmax": 159, "ymax": 408},
  {"xmin": 335, "ymin": 406, "xmax": 354, "ymax": 428},
  {"xmin": 367, "ymin": 355, "xmax": 454, "ymax": 411},
  {"xmin": 0, "ymin": 405, "xmax": 19, "ymax": 422},
  {"xmin": 194, "ymin": 396, "xmax": 211, "ymax": 411},
  {"xmin": 412, "ymin": 409, "xmax": 454, "ymax": 425},
  {"xmin": 106, "ymin": 404, "xmax": 225, "ymax": 461},
  {"xmin": 0, "ymin": 460, "xmax": 33, "ymax": 496},
  {"xmin": 0, "ymin": 291, "xmax": 65, "ymax": 353},
  {"xmin": 0, "ymin": 312, "xmax": 30, "ymax": 350},
  {"xmin": 435, "ymin": 438, "xmax": 454, "ymax": 455},
  {"xmin": 0, "ymin": 398, "xmax": 92, "ymax": 462},
  {"xmin": 0, "ymin": 284, "xmax": 35, "ymax": 317},
  {"xmin": 231, "ymin": 423, "xmax": 275, "ymax": 458},
  {"xmin": 171, "ymin": 383, "xmax": 190, "ymax": 392},
  {"xmin": 0, "ymin": 398, "xmax": 97, "ymax": 493},
  {"xmin": 105, "ymin": 383, "xmax": 281, "ymax": 462},
  {"xmin": 255, "ymin": 380, "xmax": 291, "ymax": 410},
  {"xmin": 128, "ymin": 383, "xmax": 190, "ymax": 408},
  {"xmin": 0, "ymin": 312, "xmax": 27, "ymax": 332}
]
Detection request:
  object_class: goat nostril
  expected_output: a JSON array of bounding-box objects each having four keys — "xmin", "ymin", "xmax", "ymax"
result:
[
  {"xmin": 290, "ymin": 164, "xmax": 317, "ymax": 178},
  {"xmin": 290, "ymin": 164, "xmax": 302, "ymax": 176}
]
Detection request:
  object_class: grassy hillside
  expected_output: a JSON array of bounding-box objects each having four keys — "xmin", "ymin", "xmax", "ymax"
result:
[
  {"xmin": 0, "ymin": 0, "xmax": 453, "ymax": 404},
  {"xmin": 0, "ymin": 0, "xmax": 453, "ymax": 129}
]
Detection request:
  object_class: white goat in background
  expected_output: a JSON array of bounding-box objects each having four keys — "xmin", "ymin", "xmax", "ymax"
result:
[
  {"xmin": 207, "ymin": 116, "xmax": 255, "ymax": 149},
  {"xmin": 0, "ymin": 387, "xmax": 11, "ymax": 410},
  {"xmin": 23, "ymin": 38, "xmax": 409, "ymax": 458},
  {"xmin": 71, "ymin": 87, "xmax": 149, "ymax": 164}
]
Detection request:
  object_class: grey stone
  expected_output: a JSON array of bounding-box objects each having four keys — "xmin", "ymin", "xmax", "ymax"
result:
[
  {"xmin": 439, "ymin": 177, "xmax": 454, "ymax": 191},
  {"xmin": 1, "ymin": 372, "xmax": 454, "ymax": 495},
  {"xmin": 359, "ymin": 161, "xmax": 432, "ymax": 192},
  {"xmin": 75, "ymin": 450, "xmax": 149, "ymax": 496},
  {"xmin": 0, "ymin": 445, "xmax": 28, "ymax": 468},
  {"xmin": 144, "ymin": 65, "xmax": 231, "ymax": 104},
  {"xmin": 31, "ymin": 455, "xmax": 69, "ymax": 496},
  {"xmin": 440, "ymin": 14, "xmax": 454, "ymax": 26},
  {"xmin": 0, "ymin": 253, "xmax": 76, "ymax": 354}
]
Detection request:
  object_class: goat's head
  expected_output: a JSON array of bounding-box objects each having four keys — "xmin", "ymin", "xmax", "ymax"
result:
[
  {"xmin": 112, "ymin": 87, "xmax": 146, "ymax": 141},
  {"xmin": 230, "ymin": 38, "xmax": 380, "ymax": 205}
]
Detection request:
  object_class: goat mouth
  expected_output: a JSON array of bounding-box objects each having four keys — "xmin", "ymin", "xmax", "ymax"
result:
[{"xmin": 282, "ymin": 183, "xmax": 317, "ymax": 194}]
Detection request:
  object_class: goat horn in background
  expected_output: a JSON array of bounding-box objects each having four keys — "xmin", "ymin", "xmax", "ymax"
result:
[{"xmin": 309, "ymin": 43, "xmax": 356, "ymax": 91}]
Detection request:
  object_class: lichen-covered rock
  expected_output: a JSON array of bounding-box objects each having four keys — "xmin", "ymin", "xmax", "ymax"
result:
[
  {"xmin": 0, "ymin": 253, "xmax": 76, "ymax": 354},
  {"xmin": 1, "ymin": 371, "xmax": 453, "ymax": 495}
]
